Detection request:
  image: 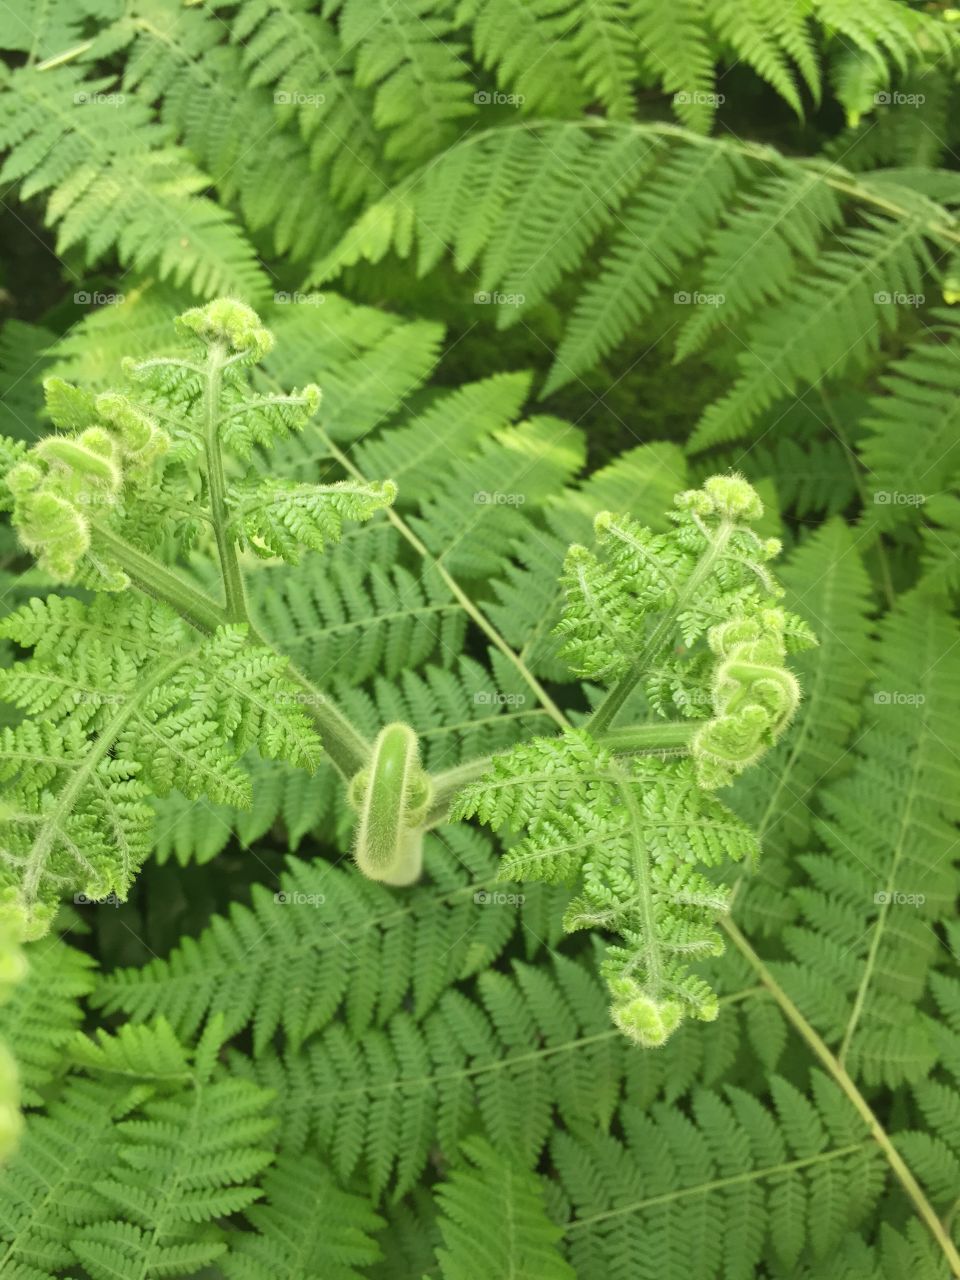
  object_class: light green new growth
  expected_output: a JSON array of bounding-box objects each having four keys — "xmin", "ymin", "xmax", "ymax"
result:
[
  {"xmin": 454, "ymin": 475, "xmax": 815, "ymax": 1046},
  {"xmin": 0, "ymin": 299, "xmax": 395, "ymax": 939}
]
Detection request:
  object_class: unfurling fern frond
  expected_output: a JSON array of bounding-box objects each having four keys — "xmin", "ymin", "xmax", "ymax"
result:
[
  {"xmin": 455, "ymin": 476, "xmax": 813, "ymax": 1045},
  {"xmin": 456, "ymin": 735, "xmax": 758, "ymax": 1044}
]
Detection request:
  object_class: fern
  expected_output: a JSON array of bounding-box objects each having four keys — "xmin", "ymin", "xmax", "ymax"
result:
[
  {"xmin": 456, "ymin": 475, "xmax": 814, "ymax": 1044},
  {"xmin": 432, "ymin": 1137, "xmax": 574, "ymax": 1280},
  {"xmin": 3, "ymin": 6, "xmax": 959, "ymax": 1275}
]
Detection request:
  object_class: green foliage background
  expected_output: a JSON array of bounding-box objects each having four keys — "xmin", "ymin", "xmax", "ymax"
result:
[{"xmin": 1, "ymin": 1, "xmax": 960, "ymax": 1277}]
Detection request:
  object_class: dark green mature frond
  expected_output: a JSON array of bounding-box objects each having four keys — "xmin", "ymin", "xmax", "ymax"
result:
[
  {"xmin": 93, "ymin": 827, "xmax": 557, "ymax": 1049},
  {"xmin": 860, "ymin": 307, "xmax": 960, "ymax": 525},
  {"xmin": 249, "ymin": 531, "xmax": 466, "ymax": 685},
  {"xmin": 0, "ymin": 594, "xmax": 321, "ymax": 937},
  {"xmin": 774, "ymin": 593, "xmax": 960, "ymax": 1086},
  {"xmin": 226, "ymin": 0, "xmax": 387, "ymax": 207},
  {"xmin": 0, "ymin": 1078, "xmax": 146, "ymax": 1278},
  {"xmin": 433, "ymin": 1137, "xmax": 574, "ymax": 1280},
  {"xmin": 70, "ymin": 1017, "xmax": 274, "ymax": 1280},
  {"xmin": 222, "ymin": 1153, "xmax": 384, "ymax": 1280},
  {"xmin": 555, "ymin": 1072, "xmax": 884, "ymax": 1279},
  {"xmin": 339, "ymin": 0, "xmax": 475, "ymax": 164},
  {"xmin": 410, "ymin": 416, "xmax": 586, "ymax": 579},
  {"xmin": 0, "ymin": 1016, "xmax": 274, "ymax": 1279},
  {"xmin": 690, "ymin": 208, "xmax": 937, "ymax": 450},
  {"xmin": 234, "ymin": 956, "xmax": 624, "ymax": 1196}
]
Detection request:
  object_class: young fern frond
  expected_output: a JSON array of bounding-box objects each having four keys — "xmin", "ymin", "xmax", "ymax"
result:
[
  {"xmin": 0, "ymin": 299, "xmax": 397, "ymax": 937},
  {"xmin": 454, "ymin": 476, "xmax": 815, "ymax": 1046}
]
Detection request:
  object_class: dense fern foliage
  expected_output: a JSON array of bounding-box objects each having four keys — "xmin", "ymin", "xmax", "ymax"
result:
[{"xmin": 1, "ymin": 1, "xmax": 960, "ymax": 1277}]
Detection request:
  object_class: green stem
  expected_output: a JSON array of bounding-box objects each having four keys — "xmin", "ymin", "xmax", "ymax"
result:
[
  {"xmin": 587, "ymin": 519, "xmax": 734, "ymax": 735},
  {"xmin": 91, "ymin": 525, "xmax": 225, "ymax": 633},
  {"xmin": 723, "ymin": 916, "xmax": 960, "ymax": 1278},
  {"xmin": 600, "ymin": 722, "xmax": 696, "ymax": 753},
  {"xmin": 424, "ymin": 721, "xmax": 696, "ymax": 826},
  {"xmin": 203, "ymin": 342, "xmax": 247, "ymax": 623},
  {"xmin": 90, "ymin": 526, "xmax": 371, "ymax": 780}
]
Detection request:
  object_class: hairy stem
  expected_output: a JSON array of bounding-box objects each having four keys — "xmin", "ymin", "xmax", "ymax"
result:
[
  {"xmin": 91, "ymin": 525, "xmax": 225, "ymax": 633},
  {"xmin": 723, "ymin": 916, "xmax": 960, "ymax": 1277},
  {"xmin": 425, "ymin": 721, "xmax": 696, "ymax": 826},
  {"xmin": 203, "ymin": 341, "xmax": 248, "ymax": 623},
  {"xmin": 587, "ymin": 518, "xmax": 734, "ymax": 734}
]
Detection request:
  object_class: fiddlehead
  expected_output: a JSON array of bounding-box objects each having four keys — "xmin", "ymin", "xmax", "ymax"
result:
[{"xmin": 454, "ymin": 474, "xmax": 815, "ymax": 1046}]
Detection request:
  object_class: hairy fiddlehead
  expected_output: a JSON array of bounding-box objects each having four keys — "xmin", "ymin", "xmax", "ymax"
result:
[
  {"xmin": 453, "ymin": 475, "xmax": 815, "ymax": 1046},
  {"xmin": 0, "ymin": 299, "xmax": 395, "ymax": 937}
]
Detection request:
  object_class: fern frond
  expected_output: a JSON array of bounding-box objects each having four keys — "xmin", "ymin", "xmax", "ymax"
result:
[
  {"xmin": 0, "ymin": 595, "xmax": 321, "ymax": 936},
  {"xmin": 774, "ymin": 593, "xmax": 960, "ymax": 1085},
  {"xmin": 340, "ymin": 0, "xmax": 475, "ymax": 164},
  {"xmin": 433, "ymin": 1137, "xmax": 574, "ymax": 1280},
  {"xmin": 234, "ymin": 955, "xmax": 623, "ymax": 1196},
  {"xmin": 556, "ymin": 1072, "xmax": 883, "ymax": 1277},
  {"xmin": 860, "ymin": 307, "xmax": 960, "ymax": 527},
  {"xmin": 222, "ymin": 1152, "xmax": 384, "ymax": 1279},
  {"xmin": 0, "ymin": 939, "xmax": 95, "ymax": 1106},
  {"xmin": 226, "ymin": 0, "xmax": 387, "ymax": 206},
  {"xmin": 0, "ymin": 63, "xmax": 267, "ymax": 300},
  {"xmin": 689, "ymin": 208, "xmax": 936, "ymax": 450},
  {"xmin": 93, "ymin": 827, "xmax": 548, "ymax": 1050}
]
